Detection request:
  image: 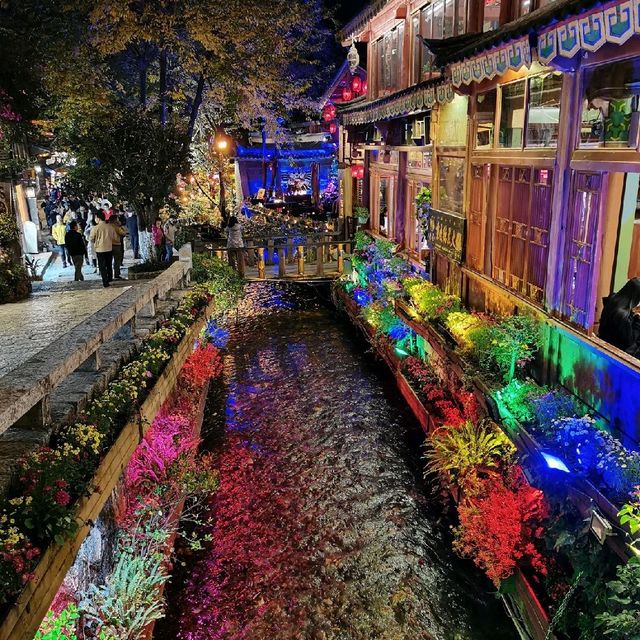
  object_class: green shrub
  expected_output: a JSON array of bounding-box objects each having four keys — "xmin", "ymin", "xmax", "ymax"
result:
[
  {"xmin": 191, "ymin": 254, "xmax": 244, "ymax": 313},
  {"xmin": 467, "ymin": 314, "xmax": 541, "ymax": 383}
]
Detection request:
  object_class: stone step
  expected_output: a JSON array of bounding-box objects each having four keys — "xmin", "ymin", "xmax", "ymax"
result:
[{"xmin": 0, "ymin": 286, "xmax": 187, "ymax": 498}]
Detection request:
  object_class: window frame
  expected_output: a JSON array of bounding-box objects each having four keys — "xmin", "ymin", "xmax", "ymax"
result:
[{"xmin": 473, "ymin": 71, "xmax": 563, "ymax": 151}]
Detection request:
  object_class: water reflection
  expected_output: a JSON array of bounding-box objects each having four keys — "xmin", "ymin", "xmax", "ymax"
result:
[{"xmin": 157, "ymin": 283, "xmax": 517, "ymax": 640}]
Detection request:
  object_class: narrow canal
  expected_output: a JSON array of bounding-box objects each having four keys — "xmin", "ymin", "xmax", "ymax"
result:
[{"xmin": 157, "ymin": 283, "xmax": 518, "ymax": 640}]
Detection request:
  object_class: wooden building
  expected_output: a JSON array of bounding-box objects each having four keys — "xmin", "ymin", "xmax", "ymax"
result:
[{"xmin": 338, "ymin": 0, "xmax": 640, "ymax": 445}]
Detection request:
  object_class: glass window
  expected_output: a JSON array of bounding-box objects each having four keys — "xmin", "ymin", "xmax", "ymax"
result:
[
  {"xmin": 526, "ymin": 72, "xmax": 562, "ymax": 147},
  {"xmin": 475, "ymin": 89, "xmax": 497, "ymax": 148},
  {"xmin": 438, "ymin": 156, "xmax": 465, "ymax": 213},
  {"xmin": 456, "ymin": 0, "xmax": 467, "ymax": 35},
  {"xmin": 499, "ymin": 80, "xmax": 526, "ymax": 148},
  {"xmin": 412, "ymin": 14, "xmax": 421, "ymax": 84},
  {"xmin": 432, "ymin": 0, "xmax": 445, "ymax": 39},
  {"xmin": 444, "ymin": 0, "xmax": 455, "ymax": 38},
  {"xmin": 377, "ymin": 24, "xmax": 404, "ymax": 94},
  {"xmin": 483, "ymin": 0, "xmax": 501, "ymax": 31},
  {"xmin": 580, "ymin": 58, "xmax": 640, "ymax": 148},
  {"xmin": 438, "ymin": 95, "xmax": 469, "ymax": 146},
  {"xmin": 379, "ymin": 177, "xmax": 390, "ymax": 235},
  {"xmin": 516, "ymin": 0, "xmax": 532, "ymax": 17},
  {"xmin": 421, "ymin": 5, "xmax": 433, "ymax": 39}
]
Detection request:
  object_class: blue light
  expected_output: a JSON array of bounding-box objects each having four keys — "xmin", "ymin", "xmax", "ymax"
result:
[
  {"xmin": 353, "ymin": 289, "xmax": 372, "ymax": 307},
  {"xmin": 541, "ymin": 451, "xmax": 571, "ymax": 474}
]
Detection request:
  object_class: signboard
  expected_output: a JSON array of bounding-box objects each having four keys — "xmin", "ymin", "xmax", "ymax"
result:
[{"xmin": 431, "ymin": 208, "xmax": 465, "ymax": 264}]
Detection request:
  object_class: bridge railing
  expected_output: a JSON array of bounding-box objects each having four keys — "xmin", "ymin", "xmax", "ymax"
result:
[{"xmin": 209, "ymin": 237, "xmax": 353, "ymax": 279}]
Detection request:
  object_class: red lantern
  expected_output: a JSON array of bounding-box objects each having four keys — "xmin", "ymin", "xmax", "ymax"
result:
[
  {"xmin": 328, "ymin": 103, "xmax": 337, "ymax": 118},
  {"xmin": 362, "ymin": 79, "xmax": 368, "ymax": 94},
  {"xmin": 358, "ymin": 165, "xmax": 365, "ymax": 179},
  {"xmin": 351, "ymin": 165, "xmax": 359, "ymax": 178},
  {"xmin": 329, "ymin": 122, "xmax": 338, "ymax": 135},
  {"xmin": 352, "ymin": 76, "xmax": 362, "ymax": 94},
  {"xmin": 322, "ymin": 109, "xmax": 332, "ymax": 122},
  {"xmin": 342, "ymin": 87, "xmax": 353, "ymax": 102}
]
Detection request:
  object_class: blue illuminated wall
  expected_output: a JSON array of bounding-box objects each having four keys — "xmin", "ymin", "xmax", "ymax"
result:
[{"xmin": 237, "ymin": 144, "xmax": 337, "ymax": 198}]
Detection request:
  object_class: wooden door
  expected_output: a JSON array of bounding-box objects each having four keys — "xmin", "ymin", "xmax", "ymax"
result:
[
  {"xmin": 509, "ymin": 167, "xmax": 533, "ymax": 295},
  {"xmin": 467, "ymin": 164, "xmax": 489, "ymax": 272},
  {"xmin": 560, "ymin": 171, "xmax": 603, "ymax": 328},
  {"xmin": 527, "ymin": 168, "xmax": 553, "ymax": 304},
  {"xmin": 493, "ymin": 166, "xmax": 513, "ymax": 286}
]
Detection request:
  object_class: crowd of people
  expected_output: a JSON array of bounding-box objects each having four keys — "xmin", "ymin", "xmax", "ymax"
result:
[{"xmin": 42, "ymin": 189, "xmax": 178, "ymax": 288}]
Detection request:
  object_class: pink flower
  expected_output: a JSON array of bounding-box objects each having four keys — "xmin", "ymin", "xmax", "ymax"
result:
[
  {"xmin": 145, "ymin": 370, "xmax": 154, "ymax": 379},
  {"xmin": 54, "ymin": 479, "xmax": 67, "ymax": 489},
  {"xmin": 54, "ymin": 490, "xmax": 71, "ymax": 506}
]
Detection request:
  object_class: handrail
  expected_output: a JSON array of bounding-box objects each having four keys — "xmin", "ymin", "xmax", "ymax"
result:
[{"xmin": 0, "ymin": 261, "xmax": 189, "ymax": 437}]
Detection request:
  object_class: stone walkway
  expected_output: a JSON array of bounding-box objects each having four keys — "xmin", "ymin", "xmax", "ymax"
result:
[{"xmin": 0, "ymin": 283, "xmax": 134, "ymax": 377}]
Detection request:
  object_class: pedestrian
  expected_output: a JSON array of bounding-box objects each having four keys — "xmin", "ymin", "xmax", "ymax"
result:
[
  {"xmin": 51, "ymin": 214, "xmax": 69, "ymax": 268},
  {"xmin": 226, "ymin": 216, "xmax": 244, "ymax": 275},
  {"xmin": 125, "ymin": 205, "xmax": 140, "ymax": 259},
  {"xmin": 110, "ymin": 215, "xmax": 128, "ymax": 280},
  {"xmin": 65, "ymin": 220, "xmax": 88, "ymax": 281},
  {"xmin": 84, "ymin": 214, "xmax": 98, "ymax": 271},
  {"xmin": 90, "ymin": 211, "xmax": 117, "ymax": 287},
  {"xmin": 152, "ymin": 219, "xmax": 165, "ymax": 263},
  {"xmin": 163, "ymin": 217, "xmax": 176, "ymax": 262}
]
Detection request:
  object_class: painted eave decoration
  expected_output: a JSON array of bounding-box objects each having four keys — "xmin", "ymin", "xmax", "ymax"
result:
[
  {"xmin": 338, "ymin": 80, "xmax": 455, "ymax": 127},
  {"xmin": 538, "ymin": 0, "xmax": 640, "ymax": 66}
]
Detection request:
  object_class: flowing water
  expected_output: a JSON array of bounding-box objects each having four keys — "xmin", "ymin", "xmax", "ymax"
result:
[{"xmin": 157, "ymin": 283, "xmax": 518, "ymax": 640}]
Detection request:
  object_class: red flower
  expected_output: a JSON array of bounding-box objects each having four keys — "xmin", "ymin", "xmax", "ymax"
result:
[
  {"xmin": 54, "ymin": 479, "xmax": 67, "ymax": 489},
  {"xmin": 54, "ymin": 490, "xmax": 71, "ymax": 506},
  {"xmin": 454, "ymin": 468, "xmax": 548, "ymax": 586}
]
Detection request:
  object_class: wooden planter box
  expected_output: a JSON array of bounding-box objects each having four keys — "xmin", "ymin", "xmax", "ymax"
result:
[
  {"xmin": 0, "ymin": 300, "xmax": 215, "ymax": 640},
  {"xmin": 513, "ymin": 569, "xmax": 552, "ymax": 640},
  {"xmin": 142, "ymin": 377, "xmax": 211, "ymax": 640}
]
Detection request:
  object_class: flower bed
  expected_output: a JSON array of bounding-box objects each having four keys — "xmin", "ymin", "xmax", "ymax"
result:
[
  {"xmin": 0, "ymin": 257, "xmax": 243, "ymax": 632},
  {"xmin": 338, "ymin": 233, "xmax": 640, "ymax": 639},
  {"xmin": 35, "ymin": 334, "xmax": 224, "ymax": 639}
]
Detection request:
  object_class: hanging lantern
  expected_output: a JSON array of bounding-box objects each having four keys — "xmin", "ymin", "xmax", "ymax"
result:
[
  {"xmin": 329, "ymin": 122, "xmax": 338, "ymax": 135},
  {"xmin": 362, "ymin": 79, "xmax": 368, "ymax": 94},
  {"xmin": 351, "ymin": 165, "xmax": 359, "ymax": 178},
  {"xmin": 352, "ymin": 76, "xmax": 362, "ymax": 94},
  {"xmin": 357, "ymin": 165, "xmax": 365, "ymax": 179},
  {"xmin": 328, "ymin": 103, "xmax": 337, "ymax": 118},
  {"xmin": 322, "ymin": 108, "xmax": 333, "ymax": 122},
  {"xmin": 342, "ymin": 87, "xmax": 353, "ymax": 102},
  {"xmin": 347, "ymin": 41, "xmax": 360, "ymax": 73}
]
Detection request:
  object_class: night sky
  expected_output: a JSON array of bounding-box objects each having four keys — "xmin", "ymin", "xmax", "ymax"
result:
[{"xmin": 332, "ymin": 0, "xmax": 370, "ymax": 25}]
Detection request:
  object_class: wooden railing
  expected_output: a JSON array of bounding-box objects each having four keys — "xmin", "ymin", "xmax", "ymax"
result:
[{"xmin": 210, "ymin": 237, "xmax": 353, "ymax": 280}]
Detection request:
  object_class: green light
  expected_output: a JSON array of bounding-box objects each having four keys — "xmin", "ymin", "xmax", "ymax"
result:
[{"xmin": 395, "ymin": 346, "xmax": 410, "ymax": 357}]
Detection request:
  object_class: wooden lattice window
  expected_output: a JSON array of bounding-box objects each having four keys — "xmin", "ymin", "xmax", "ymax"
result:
[{"xmin": 492, "ymin": 164, "xmax": 554, "ymax": 305}]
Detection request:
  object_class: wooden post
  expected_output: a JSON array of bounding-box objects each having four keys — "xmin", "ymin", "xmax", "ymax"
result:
[
  {"xmin": 278, "ymin": 248, "xmax": 286, "ymax": 278},
  {"xmin": 287, "ymin": 237, "xmax": 294, "ymax": 263},
  {"xmin": 215, "ymin": 249, "xmax": 223, "ymax": 261},
  {"xmin": 246, "ymin": 240, "xmax": 255, "ymax": 267},
  {"xmin": 297, "ymin": 245, "xmax": 305, "ymax": 276},
  {"xmin": 316, "ymin": 244, "xmax": 324, "ymax": 276},
  {"xmin": 267, "ymin": 239, "xmax": 275, "ymax": 265},
  {"xmin": 238, "ymin": 250, "xmax": 246, "ymax": 278},
  {"xmin": 337, "ymin": 243, "xmax": 344, "ymax": 274},
  {"xmin": 257, "ymin": 248, "xmax": 266, "ymax": 279}
]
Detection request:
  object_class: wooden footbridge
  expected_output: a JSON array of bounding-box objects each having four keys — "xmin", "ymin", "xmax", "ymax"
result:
[{"xmin": 209, "ymin": 234, "xmax": 354, "ymax": 282}]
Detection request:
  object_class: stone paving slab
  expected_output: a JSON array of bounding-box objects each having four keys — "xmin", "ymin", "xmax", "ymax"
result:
[{"xmin": 0, "ymin": 286, "xmax": 130, "ymax": 378}]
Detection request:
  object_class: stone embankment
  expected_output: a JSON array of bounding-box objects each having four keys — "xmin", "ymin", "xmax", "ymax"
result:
[{"xmin": 0, "ymin": 261, "xmax": 190, "ymax": 494}]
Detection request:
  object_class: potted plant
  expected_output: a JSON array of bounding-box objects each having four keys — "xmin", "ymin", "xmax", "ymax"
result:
[
  {"xmin": 415, "ymin": 186, "xmax": 432, "ymax": 248},
  {"xmin": 353, "ymin": 206, "xmax": 369, "ymax": 226}
]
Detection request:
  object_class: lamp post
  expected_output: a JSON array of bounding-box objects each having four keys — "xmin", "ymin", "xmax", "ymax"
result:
[{"xmin": 212, "ymin": 133, "xmax": 231, "ymax": 223}]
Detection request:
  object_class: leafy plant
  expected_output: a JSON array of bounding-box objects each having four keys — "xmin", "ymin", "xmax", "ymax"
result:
[
  {"xmin": 35, "ymin": 604, "xmax": 80, "ymax": 640},
  {"xmin": 595, "ymin": 556, "xmax": 640, "ymax": 639},
  {"xmin": 402, "ymin": 278, "xmax": 460, "ymax": 321},
  {"xmin": 353, "ymin": 206, "xmax": 369, "ymax": 223},
  {"xmin": 454, "ymin": 468, "xmax": 548, "ymax": 587},
  {"xmin": 467, "ymin": 314, "xmax": 541, "ymax": 383},
  {"xmin": 424, "ymin": 420, "xmax": 515, "ymax": 491},
  {"xmin": 80, "ymin": 546, "xmax": 168, "ymax": 639}
]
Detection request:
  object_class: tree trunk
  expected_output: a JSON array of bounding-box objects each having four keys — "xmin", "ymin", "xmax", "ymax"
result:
[
  {"xmin": 185, "ymin": 74, "xmax": 205, "ymax": 148},
  {"xmin": 159, "ymin": 48, "xmax": 168, "ymax": 127}
]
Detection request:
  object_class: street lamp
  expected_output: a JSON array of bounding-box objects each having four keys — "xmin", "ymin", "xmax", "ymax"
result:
[{"xmin": 211, "ymin": 131, "xmax": 233, "ymax": 222}]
